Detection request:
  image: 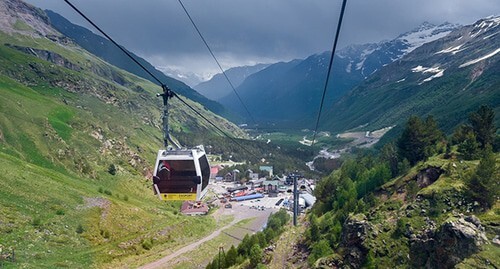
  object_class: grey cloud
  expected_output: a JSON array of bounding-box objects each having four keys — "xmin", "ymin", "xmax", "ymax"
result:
[{"xmin": 25, "ymin": 0, "xmax": 500, "ymax": 79}]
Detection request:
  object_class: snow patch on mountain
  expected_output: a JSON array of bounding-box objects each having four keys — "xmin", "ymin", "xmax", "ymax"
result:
[
  {"xmin": 470, "ymin": 16, "xmax": 500, "ymax": 38},
  {"xmin": 435, "ymin": 44, "xmax": 465, "ymax": 55},
  {"xmin": 422, "ymin": 70, "xmax": 444, "ymax": 83},
  {"xmin": 335, "ymin": 22, "xmax": 460, "ymax": 75},
  {"xmin": 459, "ymin": 48, "xmax": 500, "ymax": 68},
  {"xmin": 355, "ymin": 48, "xmax": 376, "ymax": 70},
  {"xmin": 412, "ymin": 65, "xmax": 445, "ymax": 84},
  {"xmin": 411, "ymin": 65, "xmax": 443, "ymax": 73},
  {"xmin": 346, "ymin": 62, "xmax": 352, "ymax": 73},
  {"xmin": 399, "ymin": 22, "xmax": 460, "ymax": 54}
]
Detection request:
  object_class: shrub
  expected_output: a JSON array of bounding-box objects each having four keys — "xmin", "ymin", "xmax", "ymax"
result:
[
  {"xmin": 76, "ymin": 224, "xmax": 84, "ymax": 234},
  {"xmin": 142, "ymin": 238, "xmax": 153, "ymax": 250},
  {"xmin": 308, "ymin": 239, "xmax": 333, "ymax": 266},
  {"xmin": 100, "ymin": 229, "xmax": 110, "ymax": 239},
  {"xmin": 55, "ymin": 209, "xmax": 65, "ymax": 215},
  {"xmin": 108, "ymin": 164, "xmax": 117, "ymax": 175},
  {"xmin": 32, "ymin": 217, "xmax": 41, "ymax": 227}
]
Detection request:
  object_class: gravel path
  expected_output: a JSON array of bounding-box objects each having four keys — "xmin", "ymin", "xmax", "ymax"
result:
[
  {"xmin": 138, "ymin": 218, "xmax": 240, "ymax": 269},
  {"xmin": 139, "ymin": 204, "xmax": 275, "ymax": 269}
]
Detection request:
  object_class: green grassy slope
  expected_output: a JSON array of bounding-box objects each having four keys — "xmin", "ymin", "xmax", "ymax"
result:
[
  {"xmin": 0, "ymin": 24, "xmax": 245, "ymax": 268},
  {"xmin": 362, "ymin": 154, "xmax": 500, "ymax": 267},
  {"xmin": 308, "ymin": 152, "xmax": 499, "ymax": 268}
]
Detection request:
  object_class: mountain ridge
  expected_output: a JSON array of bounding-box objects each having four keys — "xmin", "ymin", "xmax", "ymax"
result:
[
  {"xmin": 321, "ymin": 15, "xmax": 500, "ymax": 133},
  {"xmin": 194, "ymin": 63, "xmax": 269, "ymax": 101},
  {"xmin": 216, "ymin": 21, "xmax": 462, "ymax": 128},
  {"xmin": 45, "ymin": 9, "xmax": 226, "ymax": 115}
]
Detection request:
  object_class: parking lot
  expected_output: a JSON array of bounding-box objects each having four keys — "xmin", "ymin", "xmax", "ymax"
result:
[{"xmin": 209, "ymin": 181, "xmax": 293, "ymax": 212}]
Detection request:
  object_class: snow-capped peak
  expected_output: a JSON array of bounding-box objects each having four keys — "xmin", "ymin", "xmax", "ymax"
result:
[
  {"xmin": 397, "ymin": 22, "xmax": 461, "ymax": 54},
  {"xmin": 474, "ymin": 15, "xmax": 500, "ymax": 28}
]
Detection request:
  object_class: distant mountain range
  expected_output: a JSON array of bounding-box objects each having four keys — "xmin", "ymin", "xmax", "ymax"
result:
[
  {"xmin": 211, "ymin": 19, "xmax": 498, "ymax": 134},
  {"xmin": 194, "ymin": 63, "xmax": 269, "ymax": 101},
  {"xmin": 322, "ymin": 16, "xmax": 500, "ymax": 133},
  {"xmin": 45, "ymin": 10, "xmax": 226, "ymax": 115}
]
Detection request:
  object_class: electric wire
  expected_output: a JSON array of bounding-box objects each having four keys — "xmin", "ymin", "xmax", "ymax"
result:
[
  {"xmin": 63, "ymin": 0, "xmax": 163, "ymax": 86},
  {"xmin": 63, "ymin": 0, "xmax": 259, "ymax": 159},
  {"xmin": 172, "ymin": 92, "xmax": 259, "ymax": 158},
  {"xmin": 177, "ymin": 0, "xmax": 256, "ymax": 125},
  {"xmin": 310, "ymin": 0, "xmax": 348, "ymax": 150}
]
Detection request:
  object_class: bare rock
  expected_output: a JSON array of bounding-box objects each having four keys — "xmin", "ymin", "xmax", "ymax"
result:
[
  {"xmin": 410, "ymin": 215, "xmax": 488, "ymax": 268},
  {"xmin": 415, "ymin": 166, "xmax": 444, "ymax": 188},
  {"xmin": 340, "ymin": 214, "xmax": 372, "ymax": 268},
  {"xmin": 492, "ymin": 235, "xmax": 500, "ymax": 246}
]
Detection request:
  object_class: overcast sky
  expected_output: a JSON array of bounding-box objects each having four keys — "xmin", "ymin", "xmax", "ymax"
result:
[{"xmin": 25, "ymin": 0, "xmax": 500, "ymax": 83}]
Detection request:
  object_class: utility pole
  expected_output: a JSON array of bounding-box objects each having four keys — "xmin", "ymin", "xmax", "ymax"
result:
[
  {"xmin": 157, "ymin": 85, "xmax": 181, "ymax": 150},
  {"xmin": 158, "ymin": 85, "xmax": 174, "ymax": 149},
  {"xmin": 293, "ymin": 172, "xmax": 299, "ymax": 226}
]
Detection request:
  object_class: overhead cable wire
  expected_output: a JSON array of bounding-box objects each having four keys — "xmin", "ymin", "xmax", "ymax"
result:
[
  {"xmin": 63, "ymin": 0, "xmax": 163, "ymax": 86},
  {"xmin": 63, "ymin": 0, "xmax": 259, "ymax": 159},
  {"xmin": 177, "ymin": 0, "xmax": 256, "ymax": 125},
  {"xmin": 172, "ymin": 92, "xmax": 259, "ymax": 158},
  {"xmin": 310, "ymin": 0, "xmax": 348, "ymax": 149}
]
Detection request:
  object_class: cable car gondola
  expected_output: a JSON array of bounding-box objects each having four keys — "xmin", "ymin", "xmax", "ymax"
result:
[
  {"xmin": 151, "ymin": 85, "xmax": 210, "ymax": 201},
  {"xmin": 152, "ymin": 146, "xmax": 210, "ymax": 201}
]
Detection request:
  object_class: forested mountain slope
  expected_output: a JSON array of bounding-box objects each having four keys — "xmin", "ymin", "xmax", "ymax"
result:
[{"xmin": 322, "ymin": 16, "xmax": 500, "ymax": 133}]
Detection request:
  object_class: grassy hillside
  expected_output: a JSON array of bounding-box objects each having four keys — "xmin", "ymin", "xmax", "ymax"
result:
[
  {"xmin": 302, "ymin": 149, "xmax": 499, "ymax": 268},
  {"xmin": 0, "ymin": 13, "xmax": 249, "ymax": 267}
]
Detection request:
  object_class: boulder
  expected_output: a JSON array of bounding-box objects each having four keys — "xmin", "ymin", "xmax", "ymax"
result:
[
  {"xmin": 410, "ymin": 215, "xmax": 488, "ymax": 268},
  {"xmin": 415, "ymin": 166, "xmax": 444, "ymax": 188},
  {"xmin": 340, "ymin": 214, "xmax": 371, "ymax": 268}
]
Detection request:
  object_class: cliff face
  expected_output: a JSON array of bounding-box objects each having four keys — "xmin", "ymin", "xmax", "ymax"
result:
[
  {"xmin": 410, "ymin": 215, "xmax": 489, "ymax": 268},
  {"xmin": 0, "ymin": 0, "xmax": 59, "ymax": 37}
]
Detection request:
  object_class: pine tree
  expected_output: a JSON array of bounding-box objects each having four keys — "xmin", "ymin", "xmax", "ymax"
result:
[
  {"xmin": 397, "ymin": 116, "xmax": 427, "ymax": 165},
  {"xmin": 225, "ymin": 246, "xmax": 238, "ymax": 268},
  {"xmin": 469, "ymin": 105, "xmax": 496, "ymax": 149},
  {"xmin": 457, "ymin": 131, "xmax": 480, "ymax": 160},
  {"xmin": 397, "ymin": 115, "xmax": 444, "ymax": 165},
  {"xmin": 309, "ymin": 214, "xmax": 320, "ymax": 242},
  {"xmin": 380, "ymin": 142, "xmax": 400, "ymax": 177},
  {"xmin": 467, "ymin": 145, "xmax": 499, "ymax": 208},
  {"xmin": 249, "ymin": 244, "xmax": 263, "ymax": 268}
]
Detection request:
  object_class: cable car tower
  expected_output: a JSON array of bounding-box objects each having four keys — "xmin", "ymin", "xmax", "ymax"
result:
[{"xmin": 152, "ymin": 85, "xmax": 210, "ymax": 201}]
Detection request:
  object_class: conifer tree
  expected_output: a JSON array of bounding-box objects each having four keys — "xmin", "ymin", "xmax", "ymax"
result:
[
  {"xmin": 397, "ymin": 115, "xmax": 444, "ymax": 165},
  {"xmin": 225, "ymin": 246, "xmax": 238, "ymax": 268},
  {"xmin": 469, "ymin": 105, "xmax": 496, "ymax": 149},
  {"xmin": 249, "ymin": 244, "xmax": 263, "ymax": 268},
  {"xmin": 467, "ymin": 145, "xmax": 499, "ymax": 208}
]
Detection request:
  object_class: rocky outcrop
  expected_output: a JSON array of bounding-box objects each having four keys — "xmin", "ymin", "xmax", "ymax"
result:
[
  {"xmin": 415, "ymin": 166, "xmax": 444, "ymax": 188},
  {"xmin": 340, "ymin": 214, "xmax": 372, "ymax": 268},
  {"xmin": 0, "ymin": 0, "xmax": 59, "ymax": 37},
  {"xmin": 410, "ymin": 215, "xmax": 489, "ymax": 268},
  {"xmin": 5, "ymin": 44, "xmax": 81, "ymax": 71}
]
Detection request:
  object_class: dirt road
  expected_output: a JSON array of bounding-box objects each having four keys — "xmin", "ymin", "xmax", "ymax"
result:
[
  {"xmin": 139, "ymin": 204, "xmax": 274, "ymax": 269},
  {"xmin": 138, "ymin": 218, "xmax": 239, "ymax": 269}
]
